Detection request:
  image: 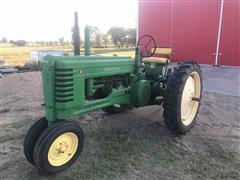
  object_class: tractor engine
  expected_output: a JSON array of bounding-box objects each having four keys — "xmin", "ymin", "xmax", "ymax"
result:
[
  {"xmin": 86, "ymin": 75, "xmax": 128, "ymax": 100},
  {"xmin": 41, "ymin": 55, "xmax": 134, "ymax": 123}
]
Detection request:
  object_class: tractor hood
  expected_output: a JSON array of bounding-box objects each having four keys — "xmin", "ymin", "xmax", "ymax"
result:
[{"xmin": 42, "ymin": 55, "xmax": 134, "ymax": 78}]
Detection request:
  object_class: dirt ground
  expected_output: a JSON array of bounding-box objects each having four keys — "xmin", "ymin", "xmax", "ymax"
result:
[{"xmin": 0, "ymin": 72, "xmax": 240, "ymax": 180}]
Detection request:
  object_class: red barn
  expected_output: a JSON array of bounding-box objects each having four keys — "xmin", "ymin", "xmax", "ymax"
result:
[{"xmin": 138, "ymin": 0, "xmax": 239, "ymax": 66}]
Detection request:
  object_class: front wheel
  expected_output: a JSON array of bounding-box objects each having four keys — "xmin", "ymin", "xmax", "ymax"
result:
[
  {"xmin": 163, "ymin": 61, "xmax": 202, "ymax": 134},
  {"xmin": 24, "ymin": 117, "xmax": 48, "ymax": 165},
  {"xmin": 33, "ymin": 121, "xmax": 84, "ymax": 174}
]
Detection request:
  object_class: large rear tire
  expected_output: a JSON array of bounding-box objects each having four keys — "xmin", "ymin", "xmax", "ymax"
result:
[{"xmin": 163, "ymin": 61, "xmax": 202, "ymax": 134}]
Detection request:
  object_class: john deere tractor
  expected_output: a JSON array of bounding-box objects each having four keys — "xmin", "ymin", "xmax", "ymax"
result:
[{"xmin": 24, "ymin": 34, "xmax": 202, "ymax": 174}]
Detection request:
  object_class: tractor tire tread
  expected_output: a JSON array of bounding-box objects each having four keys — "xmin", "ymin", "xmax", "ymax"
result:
[
  {"xmin": 163, "ymin": 60, "xmax": 203, "ymax": 134},
  {"xmin": 23, "ymin": 117, "xmax": 48, "ymax": 165},
  {"xmin": 34, "ymin": 121, "xmax": 84, "ymax": 174}
]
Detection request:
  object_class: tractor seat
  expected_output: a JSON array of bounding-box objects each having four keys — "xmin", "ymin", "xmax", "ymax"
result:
[
  {"xmin": 142, "ymin": 57, "xmax": 168, "ymax": 64},
  {"xmin": 142, "ymin": 47, "xmax": 173, "ymax": 64}
]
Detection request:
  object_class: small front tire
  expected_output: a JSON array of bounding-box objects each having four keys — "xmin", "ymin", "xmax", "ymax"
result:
[
  {"xmin": 24, "ymin": 117, "xmax": 48, "ymax": 165},
  {"xmin": 33, "ymin": 121, "xmax": 84, "ymax": 174}
]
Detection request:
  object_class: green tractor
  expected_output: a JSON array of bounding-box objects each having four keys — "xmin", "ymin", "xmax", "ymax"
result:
[{"xmin": 24, "ymin": 34, "xmax": 202, "ymax": 174}]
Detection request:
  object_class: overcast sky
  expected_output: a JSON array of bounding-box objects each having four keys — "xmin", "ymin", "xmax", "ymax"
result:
[{"xmin": 0, "ymin": 0, "xmax": 137, "ymax": 41}]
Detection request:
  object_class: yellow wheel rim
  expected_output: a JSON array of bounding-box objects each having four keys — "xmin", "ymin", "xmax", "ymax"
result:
[
  {"xmin": 181, "ymin": 71, "xmax": 201, "ymax": 126},
  {"xmin": 48, "ymin": 132, "xmax": 78, "ymax": 167}
]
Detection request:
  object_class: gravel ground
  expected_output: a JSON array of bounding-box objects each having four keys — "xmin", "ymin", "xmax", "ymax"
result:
[{"xmin": 0, "ymin": 72, "xmax": 239, "ymax": 180}]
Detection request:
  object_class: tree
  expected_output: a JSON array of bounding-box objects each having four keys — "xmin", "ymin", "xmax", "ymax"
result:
[
  {"xmin": 54, "ymin": 41, "xmax": 59, "ymax": 46},
  {"xmin": 1, "ymin": 37, "xmax": 8, "ymax": 43},
  {"xmin": 102, "ymin": 34, "xmax": 110, "ymax": 48},
  {"xmin": 126, "ymin": 28, "xmax": 136, "ymax": 47},
  {"xmin": 65, "ymin": 41, "xmax": 71, "ymax": 46},
  {"xmin": 85, "ymin": 26, "xmax": 106, "ymax": 48},
  {"xmin": 49, "ymin": 41, "xmax": 54, "ymax": 46},
  {"xmin": 40, "ymin": 41, "xmax": 45, "ymax": 46},
  {"xmin": 87, "ymin": 26, "xmax": 99, "ymax": 47},
  {"xmin": 108, "ymin": 26, "xmax": 126, "ymax": 48},
  {"xmin": 59, "ymin": 37, "xmax": 65, "ymax": 46},
  {"xmin": 36, "ymin": 41, "xmax": 40, "ymax": 46},
  {"xmin": 10, "ymin": 40, "xmax": 15, "ymax": 46},
  {"xmin": 94, "ymin": 33, "xmax": 102, "ymax": 48},
  {"xmin": 80, "ymin": 38, "xmax": 84, "ymax": 48}
]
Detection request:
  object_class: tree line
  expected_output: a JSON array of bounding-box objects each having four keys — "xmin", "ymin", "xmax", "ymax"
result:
[
  {"xmin": 86, "ymin": 26, "xmax": 136, "ymax": 48},
  {"xmin": 1, "ymin": 26, "xmax": 136, "ymax": 48},
  {"xmin": 0, "ymin": 37, "xmax": 72, "ymax": 47}
]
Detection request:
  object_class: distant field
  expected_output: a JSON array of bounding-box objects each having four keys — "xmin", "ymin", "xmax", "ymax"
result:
[
  {"xmin": 0, "ymin": 44, "xmax": 73, "ymax": 66},
  {"xmin": 0, "ymin": 43, "xmax": 135, "ymax": 66}
]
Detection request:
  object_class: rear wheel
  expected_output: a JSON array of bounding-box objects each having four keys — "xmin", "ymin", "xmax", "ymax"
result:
[
  {"xmin": 163, "ymin": 61, "xmax": 202, "ymax": 134},
  {"xmin": 103, "ymin": 104, "xmax": 128, "ymax": 114},
  {"xmin": 33, "ymin": 121, "xmax": 84, "ymax": 174},
  {"xmin": 24, "ymin": 117, "xmax": 48, "ymax": 165}
]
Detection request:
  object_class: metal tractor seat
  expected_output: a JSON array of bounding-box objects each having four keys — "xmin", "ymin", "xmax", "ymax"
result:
[{"xmin": 142, "ymin": 47, "xmax": 173, "ymax": 64}]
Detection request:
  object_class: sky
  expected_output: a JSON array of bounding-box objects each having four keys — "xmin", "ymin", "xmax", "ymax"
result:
[{"xmin": 0, "ymin": 0, "xmax": 137, "ymax": 41}]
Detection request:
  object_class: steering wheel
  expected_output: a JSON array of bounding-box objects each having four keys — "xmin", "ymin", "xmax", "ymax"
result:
[{"xmin": 137, "ymin": 35, "xmax": 157, "ymax": 58}]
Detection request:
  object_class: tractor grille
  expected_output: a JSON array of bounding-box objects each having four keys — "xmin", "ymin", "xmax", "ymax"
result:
[{"xmin": 55, "ymin": 69, "xmax": 74, "ymax": 103}]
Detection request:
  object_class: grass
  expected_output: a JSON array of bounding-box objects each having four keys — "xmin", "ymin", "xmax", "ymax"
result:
[
  {"xmin": 0, "ymin": 44, "xmax": 73, "ymax": 66},
  {"xmin": 180, "ymin": 143, "xmax": 240, "ymax": 180},
  {"xmin": 0, "ymin": 43, "xmax": 135, "ymax": 66},
  {"xmin": 0, "ymin": 118, "xmax": 32, "ymax": 143},
  {"xmin": 70, "ymin": 129, "xmax": 146, "ymax": 179},
  {"xmin": 1, "ymin": 118, "xmax": 239, "ymax": 180}
]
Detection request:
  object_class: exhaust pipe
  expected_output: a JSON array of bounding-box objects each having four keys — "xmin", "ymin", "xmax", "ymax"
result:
[{"xmin": 73, "ymin": 12, "xmax": 80, "ymax": 55}]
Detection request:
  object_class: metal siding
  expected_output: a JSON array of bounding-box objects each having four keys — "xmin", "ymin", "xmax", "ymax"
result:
[
  {"xmin": 172, "ymin": 1, "xmax": 220, "ymax": 64},
  {"xmin": 139, "ymin": 0, "xmax": 172, "ymax": 46},
  {"xmin": 139, "ymin": 0, "xmax": 239, "ymax": 66},
  {"xmin": 218, "ymin": 0, "xmax": 240, "ymax": 66}
]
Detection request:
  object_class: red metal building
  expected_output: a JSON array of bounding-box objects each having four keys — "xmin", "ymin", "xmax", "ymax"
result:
[{"xmin": 138, "ymin": 0, "xmax": 239, "ymax": 66}]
